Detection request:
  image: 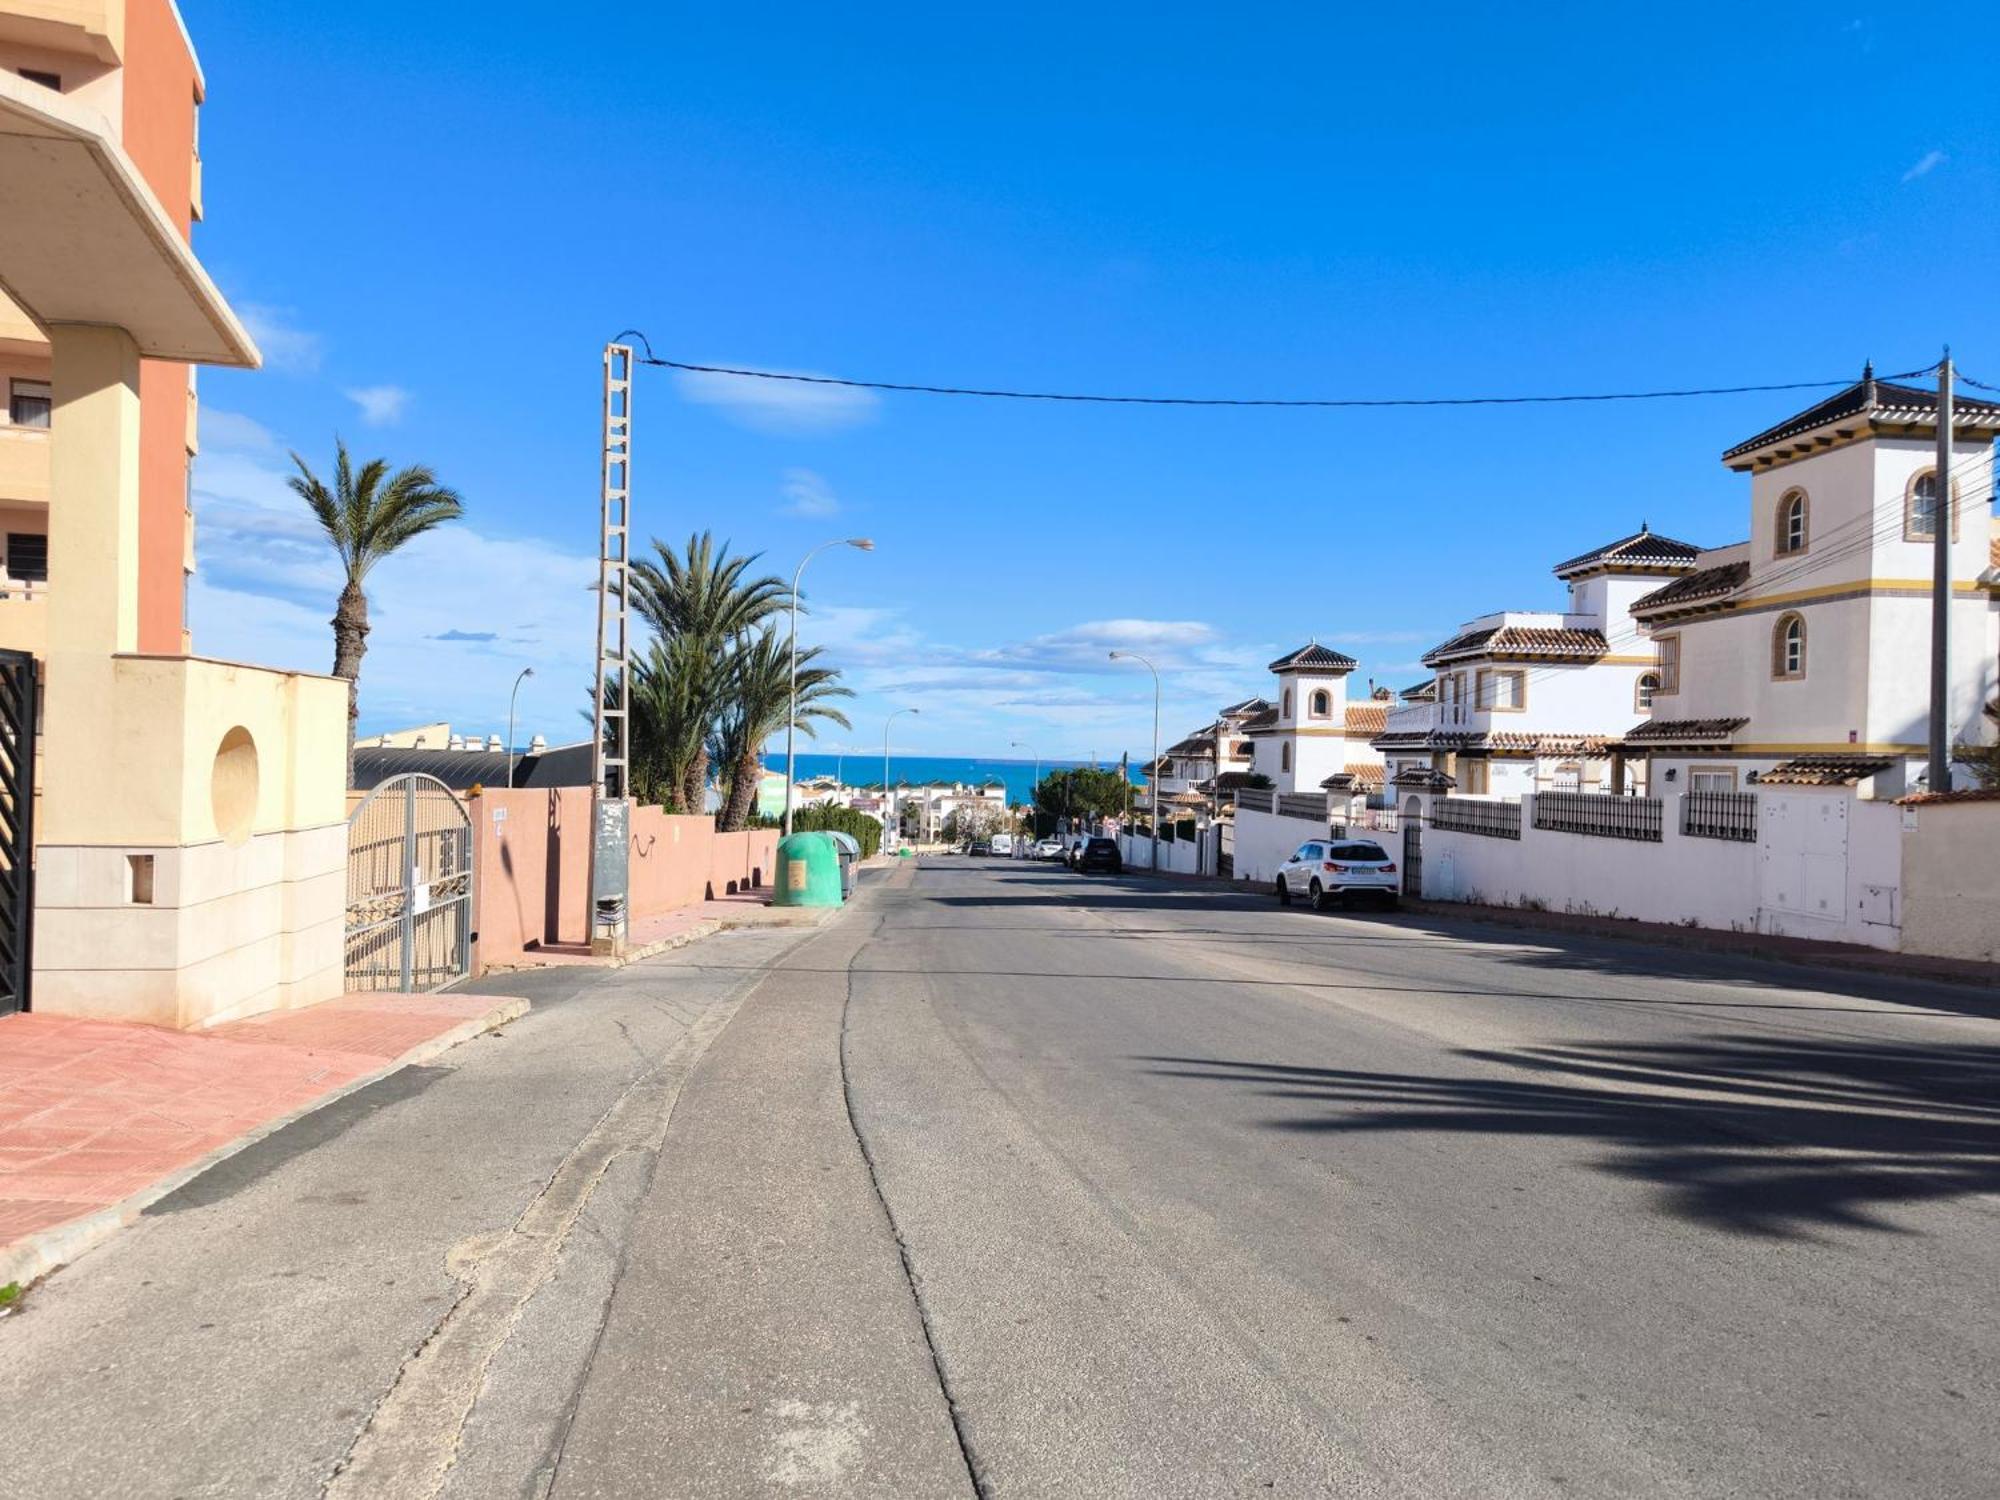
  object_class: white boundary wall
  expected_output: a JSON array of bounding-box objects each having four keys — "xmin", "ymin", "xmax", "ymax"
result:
[
  {"xmin": 1420, "ymin": 789, "xmax": 1903, "ymax": 951},
  {"xmin": 1119, "ymin": 831, "xmax": 1206, "ymax": 876},
  {"xmin": 1230, "ymin": 806, "xmax": 1332, "ymax": 886}
]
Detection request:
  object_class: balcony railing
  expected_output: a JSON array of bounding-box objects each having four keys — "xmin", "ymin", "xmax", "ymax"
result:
[
  {"xmin": 1681, "ymin": 789, "xmax": 1757, "ymax": 842},
  {"xmin": 1433, "ymin": 796, "xmax": 1522, "ymax": 839},
  {"xmin": 1533, "ymin": 790, "xmax": 1662, "ymax": 842}
]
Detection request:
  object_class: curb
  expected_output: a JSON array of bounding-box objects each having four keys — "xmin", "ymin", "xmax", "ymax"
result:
[
  {"xmin": 0, "ymin": 996, "xmax": 530, "ymax": 1292},
  {"xmin": 481, "ymin": 902, "xmax": 842, "ymax": 975}
]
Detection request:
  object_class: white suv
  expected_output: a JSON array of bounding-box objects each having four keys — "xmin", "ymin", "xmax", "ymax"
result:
[{"xmin": 1274, "ymin": 839, "xmax": 1400, "ymax": 911}]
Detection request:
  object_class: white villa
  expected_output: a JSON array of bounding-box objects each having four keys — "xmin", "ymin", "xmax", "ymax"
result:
[
  {"xmin": 1241, "ymin": 643, "xmax": 1386, "ymax": 798},
  {"xmin": 1375, "ymin": 528, "xmax": 1705, "ymax": 796},
  {"xmin": 1144, "ymin": 696, "xmax": 1268, "ymax": 812},
  {"xmin": 1622, "ymin": 369, "xmax": 2000, "ymax": 796}
]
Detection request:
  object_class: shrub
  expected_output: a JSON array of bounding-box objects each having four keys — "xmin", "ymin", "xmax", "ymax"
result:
[{"xmin": 790, "ymin": 802, "xmax": 883, "ymax": 858}]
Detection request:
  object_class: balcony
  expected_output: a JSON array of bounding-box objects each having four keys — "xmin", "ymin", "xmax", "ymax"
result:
[
  {"xmin": 0, "ymin": 583, "xmax": 49, "ymax": 656},
  {"xmin": 0, "ymin": 426, "xmax": 51, "ymax": 505},
  {"xmin": 0, "ymin": 1, "xmax": 120, "ymax": 64}
]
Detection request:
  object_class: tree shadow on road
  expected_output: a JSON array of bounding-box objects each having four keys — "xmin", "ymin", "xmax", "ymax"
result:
[{"xmin": 1141, "ymin": 1037, "xmax": 2000, "ymax": 1239}]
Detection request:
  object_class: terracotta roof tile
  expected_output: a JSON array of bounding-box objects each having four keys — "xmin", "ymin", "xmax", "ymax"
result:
[
  {"xmin": 1631, "ymin": 560, "xmax": 1750, "ymax": 617},
  {"xmin": 1343, "ymin": 703, "xmax": 1389, "ymax": 735},
  {"xmin": 1723, "ymin": 371, "xmax": 2000, "ymax": 464},
  {"xmin": 1618, "ymin": 716, "xmax": 1748, "ymax": 745},
  {"xmin": 1423, "ymin": 625, "xmax": 1607, "ymax": 667},
  {"xmin": 1754, "ymin": 755, "xmax": 1895, "ymax": 787},
  {"xmin": 1551, "ymin": 528, "xmax": 1704, "ymax": 579},
  {"xmin": 1267, "ymin": 642, "xmax": 1358, "ymax": 673}
]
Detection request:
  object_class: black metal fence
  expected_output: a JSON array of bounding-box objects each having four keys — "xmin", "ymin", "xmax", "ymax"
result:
[
  {"xmin": 1432, "ymin": 796, "xmax": 1522, "ymax": 840},
  {"xmin": 1235, "ymin": 787, "xmax": 1276, "ymax": 815},
  {"xmin": 1532, "ymin": 790, "xmax": 1663, "ymax": 842},
  {"xmin": 1681, "ymin": 788, "xmax": 1757, "ymax": 842},
  {"xmin": 1276, "ymin": 792, "xmax": 1330, "ymax": 821}
]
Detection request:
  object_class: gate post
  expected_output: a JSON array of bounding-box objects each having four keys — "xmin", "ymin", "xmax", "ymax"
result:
[{"xmin": 400, "ymin": 780, "xmax": 416, "ymax": 991}]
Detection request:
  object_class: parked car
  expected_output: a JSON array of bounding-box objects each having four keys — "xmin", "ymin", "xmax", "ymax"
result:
[
  {"xmin": 990, "ymin": 832, "xmax": 1015, "ymax": 857},
  {"xmin": 970, "ymin": 839, "xmax": 993, "ymax": 857},
  {"xmin": 1074, "ymin": 836, "xmax": 1123, "ymax": 875},
  {"xmin": 1064, "ymin": 836, "xmax": 1089, "ymax": 868},
  {"xmin": 1274, "ymin": 839, "xmax": 1399, "ymax": 911},
  {"xmin": 1033, "ymin": 837, "xmax": 1064, "ymax": 860}
]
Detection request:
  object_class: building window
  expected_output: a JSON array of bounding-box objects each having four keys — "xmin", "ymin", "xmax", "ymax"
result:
[
  {"xmin": 1280, "ymin": 743, "xmax": 1292, "ymax": 773},
  {"xmin": 1905, "ymin": 469, "xmax": 1959, "ymax": 543},
  {"xmin": 6, "ymin": 532, "xmax": 48, "ymax": 584},
  {"xmin": 1282, "ymin": 688, "xmax": 1292, "ymax": 718},
  {"xmin": 9, "ymin": 380, "xmax": 52, "ymax": 429},
  {"xmin": 1654, "ymin": 633, "xmax": 1680, "ymax": 695},
  {"xmin": 1772, "ymin": 612, "xmax": 1806, "ymax": 680},
  {"xmin": 1308, "ymin": 688, "xmax": 1331, "ymax": 718},
  {"xmin": 1476, "ymin": 669, "xmax": 1525, "ymax": 712},
  {"xmin": 1776, "ymin": 489, "xmax": 1808, "ymax": 555},
  {"xmin": 1636, "ymin": 672, "xmax": 1661, "ymax": 712},
  {"xmin": 1553, "ymin": 761, "xmax": 1582, "ymax": 792},
  {"xmin": 1689, "ymin": 767, "xmax": 1737, "ymax": 792}
]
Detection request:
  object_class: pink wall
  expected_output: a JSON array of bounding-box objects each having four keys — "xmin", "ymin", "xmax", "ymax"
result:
[{"xmin": 470, "ymin": 790, "xmax": 774, "ymax": 970}]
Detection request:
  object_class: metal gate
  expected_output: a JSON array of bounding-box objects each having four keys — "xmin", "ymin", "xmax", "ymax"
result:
[
  {"xmin": 345, "ymin": 773, "xmax": 473, "ymax": 992},
  {"xmin": 1401, "ymin": 799, "xmax": 1423, "ymax": 899},
  {"xmin": 0, "ymin": 648, "xmax": 35, "ymax": 1015}
]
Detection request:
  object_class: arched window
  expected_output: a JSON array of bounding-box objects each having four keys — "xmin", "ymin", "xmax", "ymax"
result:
[
  {"xmin": 1282, "ymin": 688, "xmax": 1292, "ymax": 717},
  {"xmin": 1772, "ymin": 612, "xmax": 1806, "ymax": 680},
  {"xmin": 1776, "ymin": 489, "xmax": 1808, "ymax": 555},
  {"xmin": 1280, "ymin": 743, "xmax": 1292, "ymax": 773},
  {"xmin": 1636, "ymin": 672, "xmax": 1661, "ymax": 711},
  {"xmin": 1907, "ymin": 469, "xmax": 1954, "ymax": 541},
  {"xmin": 1309, "ymin": 688, "xmax": 1331, "ymax": 718}
]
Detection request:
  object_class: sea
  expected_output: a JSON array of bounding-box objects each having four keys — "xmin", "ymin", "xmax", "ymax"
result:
[{"xmin": 762, "ymin": 753, "xmax": 1143, "ymax": 806}]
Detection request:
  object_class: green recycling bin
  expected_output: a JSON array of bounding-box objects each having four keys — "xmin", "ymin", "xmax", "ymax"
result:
[{"xmin": 774, "ymin": 832, "xmax": 843, "ymax": 907}]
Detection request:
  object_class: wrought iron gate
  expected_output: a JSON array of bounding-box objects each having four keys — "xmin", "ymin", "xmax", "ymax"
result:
[
  {"xmin": 345, "ymin": 773, "xmax": 473, "ymax": 992},
  {"xmin": 0, "ymin": 649, "xmax": 35, "ymax": 1015},
  {"xmin": 1401, "ymin": 803, "xmax": 1424, "ymax": 900}
]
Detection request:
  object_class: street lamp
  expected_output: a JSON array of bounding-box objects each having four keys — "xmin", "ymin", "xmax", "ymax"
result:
[
  {"xmin": 1109, "ymin": 650, "xmax": 1161, "ymax": 875},
  {"xmin": 884, "ymin": 706, "xmax": 918, "ymax": 846},
  {"xmin": 506, "ymin": 666, "xmax": 535, "ymax": 789},
  {"xmin": 785, "ymin": 538, "xmax": 875, "ymax": 836}
]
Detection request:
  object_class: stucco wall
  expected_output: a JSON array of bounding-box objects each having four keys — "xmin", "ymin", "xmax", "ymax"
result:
[
  {"xmin": 1229, "ymin": 805, "xmax": 1332, "ymax": 885},
  {"xmin": 1899, "ymin": 799, "xmax": 2000, "ymax": 964},
  {"xmin": 472, "ymin": 790, "xmax": 777, "ymax": 969}
]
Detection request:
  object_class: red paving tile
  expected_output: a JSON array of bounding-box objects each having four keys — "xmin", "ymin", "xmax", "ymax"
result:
[{"xmin": 0, "ymin": 989, "xmax": 517, "ymax": 1268}]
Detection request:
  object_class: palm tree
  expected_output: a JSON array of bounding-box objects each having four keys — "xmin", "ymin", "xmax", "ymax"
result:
[
  {"xmin": 626, "ymin": 533, "xmax": 788, "ymax": 809},
  {"xmin": 710, "ymin": 629, "xmax": 851, "ymax": 831},
  {"xmin": 288, "ymin": 439, "xmax": 464, "ymax": 782}
]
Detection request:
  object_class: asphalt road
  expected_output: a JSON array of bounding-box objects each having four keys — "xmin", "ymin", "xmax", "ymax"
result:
[{"xmin": 4, "ymin": 856, "xmax": 1997, "ymax": 1498}]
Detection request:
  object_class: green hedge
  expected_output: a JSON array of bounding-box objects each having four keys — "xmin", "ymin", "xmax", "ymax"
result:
[{"xmin": 789, "ymin": 803, "xmax": 884, "ymax": 858}]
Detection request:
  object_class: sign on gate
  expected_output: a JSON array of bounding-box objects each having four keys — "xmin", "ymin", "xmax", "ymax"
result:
[{"xmin": 345, "ymin": 773, "xmax": 475, "ymax": 992}]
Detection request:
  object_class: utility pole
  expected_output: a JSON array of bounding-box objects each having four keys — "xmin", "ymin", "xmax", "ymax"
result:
[
  {"xmin": 588, "ymin": 343, "xmax": 633, "ymax": 956},
  {"xmin": 1928, "ymin": 350, "xmax": 1953, "ymax": 789}
]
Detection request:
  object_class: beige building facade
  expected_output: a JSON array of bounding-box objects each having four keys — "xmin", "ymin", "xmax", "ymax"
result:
[{"xmin": 1, "ymin": 5, "xmax": 348, "ymax": 1026}]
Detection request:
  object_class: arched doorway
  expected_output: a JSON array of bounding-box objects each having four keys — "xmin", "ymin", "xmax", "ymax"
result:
[{"xmin": 345, "ymin": 773, "xmax": 474, "ymax": 991}]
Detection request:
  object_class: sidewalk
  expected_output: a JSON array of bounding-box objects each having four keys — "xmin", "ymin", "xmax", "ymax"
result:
[
  {"xmin": 484, "ymin": 887, "xmax": 840, "ymax": 972},
  {"xmin": 0, "ymin": 988, "xmax": 526, "ymax": 1289}
]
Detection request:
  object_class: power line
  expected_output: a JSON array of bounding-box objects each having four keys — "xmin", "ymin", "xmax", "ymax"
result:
[{"xmin": 610, "ymin": 330, "xmax": 1936, "ymax": 412}]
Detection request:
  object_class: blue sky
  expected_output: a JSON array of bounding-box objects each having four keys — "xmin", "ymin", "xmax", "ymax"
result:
[{"xmin": 182, "ymin": 2, "xmax": 1998, "ymax": 760}]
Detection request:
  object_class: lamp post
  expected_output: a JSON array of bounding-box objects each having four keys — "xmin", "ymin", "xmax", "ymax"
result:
[
  {"xmin": 884, "ymin": 706, "xmax": 918, "ymax": 846},
  {"xmin": 786, "ymin": 538, "xmax": 874, "ymax": 836},
  {"xmin": 1109, "ymin": 650, "xmax": 1161, "ymax": 874},
  {"xmin": 506, "ymin": 666, "xmax": 534, "ymax": 789}
]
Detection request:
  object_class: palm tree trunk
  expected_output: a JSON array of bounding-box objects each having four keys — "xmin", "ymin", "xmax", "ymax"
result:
[
  {"xmin": 719, "ymin": 747, "xmax": 761, "ymax": 831},
  {"xmin": 680, "ymin": 749, "xmax": 709, "ymax": 818},
  {"xmin": 330, "ymin": 578, "xmax": 369, "ymax": 788}
]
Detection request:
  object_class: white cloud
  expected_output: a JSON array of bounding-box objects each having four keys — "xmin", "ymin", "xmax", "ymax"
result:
[
  {"xmin": 344, "ymin": 384, "xmax": 410, "ymax": 427},
  {"xmin": 672, "ymin": 363, "xmax": 879, "ymax": 434},
  {"xmin": 237, "ymin": 303, "xmax": 322, "ymax": 374},
  {"xmin": 188, "ymin": 428, "xmax": 597, "ymax": 742},
  {"xmin": 781, "ymin": 467, "xmax": 840, "ymax": 517},
  {"xmin": 198, "ymin": 407, "xmax": 281, "ymax": 454},
  {"xmin": 1901, "ymin": 150, "xmax": 1946, "ymax": 183}
]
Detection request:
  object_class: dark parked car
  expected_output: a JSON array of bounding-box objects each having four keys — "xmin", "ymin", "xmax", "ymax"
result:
[
  {"xmin": 970, "ymin": 839, "xmax": 993, "ymax": 857},
  {"xmin": 1074, "ymin": 836, "xmax": 1123, "ymax": 874}
]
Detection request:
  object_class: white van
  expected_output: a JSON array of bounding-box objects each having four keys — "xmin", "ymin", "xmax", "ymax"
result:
[{"xmin": 989, "ymin": 832, "xmax": 1015, "ymax": 857}]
